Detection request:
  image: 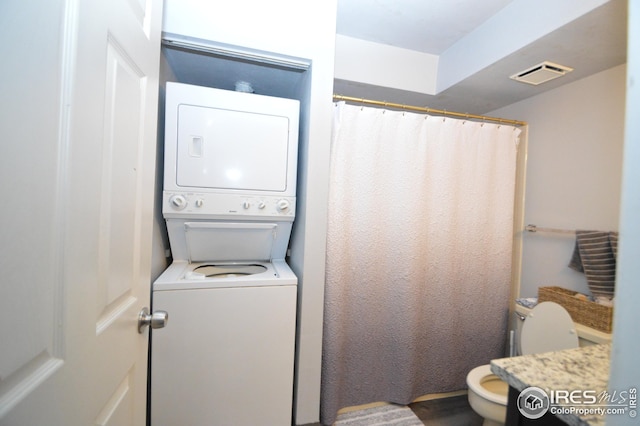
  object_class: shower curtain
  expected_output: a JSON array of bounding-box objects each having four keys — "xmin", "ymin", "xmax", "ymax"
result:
[{"xmin": 321, "ymin": 102, "xmax": 521, "ymax": 424}]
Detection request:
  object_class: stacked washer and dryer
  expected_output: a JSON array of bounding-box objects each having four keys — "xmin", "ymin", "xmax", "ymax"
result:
[{"xmin": 151, "ymin": 82, "xmax": 300, "ymax": 425}]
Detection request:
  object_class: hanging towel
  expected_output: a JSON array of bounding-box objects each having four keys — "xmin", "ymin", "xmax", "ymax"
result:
[
  {"xmin": 609, "ymin": 232, "xmax": 619, "ymax": 258},
  {"xmin": 568, "ymin": 230, "xmax": 617, "ymax": 297}
]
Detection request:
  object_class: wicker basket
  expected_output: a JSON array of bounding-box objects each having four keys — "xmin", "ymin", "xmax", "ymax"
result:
[{"xmin": 538, "ymin": 286, "xmax": 613, "ymax": 333}]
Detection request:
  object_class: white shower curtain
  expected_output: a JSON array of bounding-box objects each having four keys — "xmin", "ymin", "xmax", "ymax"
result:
[{"xmin": 321, "ymin": 102, "xmax": 521, "ymax": 424}]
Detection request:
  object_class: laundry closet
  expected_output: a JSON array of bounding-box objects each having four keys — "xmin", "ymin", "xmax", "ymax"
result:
[
  {"xmin": 152, "ymin": 75, "xmax": 301, "ymax": 425},
  {"xmin": 150, "ymin": 1, "xmax": 335, "ymax": 425}
]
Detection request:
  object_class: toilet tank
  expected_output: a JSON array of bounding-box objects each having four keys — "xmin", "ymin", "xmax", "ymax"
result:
[{"xmin": 513, "ymin": 304, "xmax": 611, "ymax": 354}]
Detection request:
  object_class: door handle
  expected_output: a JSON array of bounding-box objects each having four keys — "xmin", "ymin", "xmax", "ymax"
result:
[{"xmin": 138, "ymin": 307, "xmax": 168, "ymax": 333}]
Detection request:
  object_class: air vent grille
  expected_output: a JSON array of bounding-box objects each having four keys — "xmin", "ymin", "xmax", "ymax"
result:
[{"xmin": 510, "ymin": 61, "xmax": 573, "ymax": 85}]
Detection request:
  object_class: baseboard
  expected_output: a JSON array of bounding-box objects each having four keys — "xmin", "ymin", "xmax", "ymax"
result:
[
  {"xmin": 335, "ymin": 389, "xmax": 468, "ymax": 415},
  {"xmin": 411, "ymin": 389, "xmax": 468, "ymax": 402}
]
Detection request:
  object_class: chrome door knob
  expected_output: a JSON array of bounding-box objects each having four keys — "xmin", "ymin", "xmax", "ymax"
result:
[{"xmin": 138, "ymin": 307, "xmax": 168, "ymax": 333}]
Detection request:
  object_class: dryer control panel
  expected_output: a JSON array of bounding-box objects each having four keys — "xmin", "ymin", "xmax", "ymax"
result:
[{"xmin": 163, "ymin": 191, "xmax": 296, "ymax": 221}]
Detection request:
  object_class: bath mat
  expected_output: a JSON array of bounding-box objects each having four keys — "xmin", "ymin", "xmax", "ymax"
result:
[{"xmin": 334, "ymin": 404, "xmax": 423, "ymax": 425}]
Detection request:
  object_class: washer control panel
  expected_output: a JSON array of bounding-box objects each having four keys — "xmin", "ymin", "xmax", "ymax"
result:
[{"xmin": 163, "ymin": 191, "xmax": 296, "ymax": 220}]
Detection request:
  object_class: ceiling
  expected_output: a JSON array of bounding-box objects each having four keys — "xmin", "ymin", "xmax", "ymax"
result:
[
  {"xmin": 337, "ymin": 0, "xmax": 514, "ymax": 55},
  {"xmin": 334, "ymin": 0, "xmax": 628, "ymax": 114}
]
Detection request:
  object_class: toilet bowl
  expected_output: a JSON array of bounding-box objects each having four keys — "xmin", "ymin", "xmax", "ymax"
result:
[
  {"xmin": 466, "ymin": 302, "xmax": 579, "ymax": 425},
  {"xmin": 467, "ymin": 364, "xmax": 508, "ymax": 426}
]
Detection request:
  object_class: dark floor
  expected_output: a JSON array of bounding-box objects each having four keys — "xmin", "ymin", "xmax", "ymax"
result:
[
  {"xmin": 409, "ymin": 395, "xmax": 483, "ymax": 425},
  {"xmin": 304, "ymin": 394, "xmax": 483, "ymax": 425}
]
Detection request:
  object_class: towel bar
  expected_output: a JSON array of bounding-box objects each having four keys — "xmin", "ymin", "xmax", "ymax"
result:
[{"xmin": 525, "ymin": 224, "xmax": 575, "ymax": 234}]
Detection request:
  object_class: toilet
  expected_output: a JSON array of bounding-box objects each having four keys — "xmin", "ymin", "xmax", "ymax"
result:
[{"xmin": 466, "ymin": 302, "xmax": 579, "ymax": 426}]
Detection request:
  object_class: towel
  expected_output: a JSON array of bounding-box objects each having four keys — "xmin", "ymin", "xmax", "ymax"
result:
[
  {"xmin": 568, "ymin": 230, "xmax": 617, "ymax": 297},
  {"xmin": 516, "ymin": 297, "xmax": 538, "ymax": 309},
  {"xmin": 609, "ymin": 232, "xmax": 618, "ymax": 258}
]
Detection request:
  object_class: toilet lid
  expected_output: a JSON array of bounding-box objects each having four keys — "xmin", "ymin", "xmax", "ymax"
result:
[{"xmin": 520, "ymin": 302, "xmax": 579, "ymax": 355}]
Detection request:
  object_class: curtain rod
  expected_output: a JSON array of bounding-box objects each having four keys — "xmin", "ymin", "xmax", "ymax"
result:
[{"xmin": 333, "ymin": 94, "xmax": 527, "ymax": 127}]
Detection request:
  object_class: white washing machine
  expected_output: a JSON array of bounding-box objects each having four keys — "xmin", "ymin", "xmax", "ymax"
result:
[
  {"xmin": 151, "ymin": 257, "xmax": 298, "ymax": 426},
  {"xmin": 151, "ymin": 82, "xmax": 300, "ymax": 425}
]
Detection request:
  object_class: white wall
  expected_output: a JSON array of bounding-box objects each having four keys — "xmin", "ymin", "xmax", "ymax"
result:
[
  {"xmin": 150, "ymin": 54, "xmax": 176, "ymax": 282},
  {"xmin": 161, "ymin": 2, "xmax": 337, "ymax": 424},
  {"xmin": 490, "ymin": 64, "xmax": 626, "ymax": 298},
  {"xmin": 334, "ymin": 35, "xmax": 439, "ymax": 94},
  {"xmin": 608, "ymin": 2, "xmax": 640, "ymax": 424}
]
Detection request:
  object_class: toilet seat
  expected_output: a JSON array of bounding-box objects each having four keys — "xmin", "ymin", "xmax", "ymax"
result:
[
  {"xmin": 520, "ymin": 301, "xmax": 578, "ymax": 355},
  {"xmin": 466, "ymin": 365, "xmax": 508, "ymax": 405}
]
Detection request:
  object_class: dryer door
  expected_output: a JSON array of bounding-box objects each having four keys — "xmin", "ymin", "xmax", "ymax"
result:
[{"xmin": 176, "ymin": 104, "xmax": 291, "ymax": 192}]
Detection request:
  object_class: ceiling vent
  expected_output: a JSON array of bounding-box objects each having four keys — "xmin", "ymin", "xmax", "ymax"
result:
[{"xmin": 510, "ymin": 61, "xmax": 573, "ymax": 86}]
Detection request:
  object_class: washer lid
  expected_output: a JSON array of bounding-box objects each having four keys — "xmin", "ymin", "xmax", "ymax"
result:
[
  {"xmin": 184, "ymin": 222, "xmax": 276, "ymax": 262},
  {"xmin": 520, "ymin": 301, "xmax": 579, "ymax": 355}
]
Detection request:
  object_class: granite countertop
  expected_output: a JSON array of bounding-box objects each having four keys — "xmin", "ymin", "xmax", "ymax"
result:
[{"xmin": 491, "ymin": 344, "xmax": 614, "ymax": 426}]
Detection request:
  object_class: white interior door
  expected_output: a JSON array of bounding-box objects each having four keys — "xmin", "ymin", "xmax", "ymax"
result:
[{"xmin": 0, "ymin": 0, "xmax": 162, "ymax": 424}]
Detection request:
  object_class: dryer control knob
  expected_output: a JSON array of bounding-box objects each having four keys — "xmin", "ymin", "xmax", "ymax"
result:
[
  {"xmin": 258, "ymin": 202, "xmax": 266, "ymax": 210},
  {"xmin": 243, "ymin": 201, "xmax": 251, "ymax": 209},
  {"xmin": 169, "ymin": 195, "xmax": 187, "ymax": 210},
  {"xmin": 195, "ymin": 199, "xmax": 204, "ymax": 208},
  {"xmin": 276, "ymin": 199, "xmax": 290, "ymax": 212}
]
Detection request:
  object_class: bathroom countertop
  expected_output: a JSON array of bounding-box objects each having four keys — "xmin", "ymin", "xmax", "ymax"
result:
[{"xmin": 491, "ymin": 343, "xmax": 620, "ymax": 426}]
